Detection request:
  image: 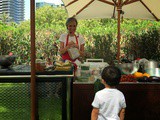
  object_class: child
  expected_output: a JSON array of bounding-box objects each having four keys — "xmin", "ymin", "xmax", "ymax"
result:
[{"xmin": 91, "ymin": 66, "xmax": 126, "ymax": 120}]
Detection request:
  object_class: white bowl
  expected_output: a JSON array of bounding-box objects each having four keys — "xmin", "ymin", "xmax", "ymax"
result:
[{"xmin": 117, "ymin": 63, "xmax": 139, "ymax": 74}]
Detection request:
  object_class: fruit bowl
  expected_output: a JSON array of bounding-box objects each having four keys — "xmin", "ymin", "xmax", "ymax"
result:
[
  {"xmin": 116, "ymin": 62, "xmax": 139, "ymax": 75},
  {"xmin": 0, "ymin": 55, "xmax": 16, "ymax": 68}
]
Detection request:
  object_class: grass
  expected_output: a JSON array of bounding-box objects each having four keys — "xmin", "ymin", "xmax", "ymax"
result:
[{"xmin": 0, "ymin": 83, "xmax": 62, "ymax": 120}]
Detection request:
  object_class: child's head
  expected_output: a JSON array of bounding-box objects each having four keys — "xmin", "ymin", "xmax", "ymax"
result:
[{"xmin": 101, "ymin": 66, "xmax": 121, "ymax": 86}]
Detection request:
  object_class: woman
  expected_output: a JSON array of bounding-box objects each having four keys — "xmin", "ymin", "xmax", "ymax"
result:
[{"xmin": 59, "ymin": 17, "xmax": 85, "ymax": 71}]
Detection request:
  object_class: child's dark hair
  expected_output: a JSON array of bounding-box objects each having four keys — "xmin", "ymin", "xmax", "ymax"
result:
[
  {"xmin": 101, "ymin": 66, "xmax": 121, "ymax": 86},
  {"xmin": 66, "ymin": 17, "xmax": 78, "ymax": 27}
]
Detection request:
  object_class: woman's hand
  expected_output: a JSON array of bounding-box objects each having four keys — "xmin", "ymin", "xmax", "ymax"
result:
[
  {"xmin": 68, "ymin": 41, "xmax": 79, "ymax": 48},
  {"xmin": 73, "ymin": 44, "xmax": 79, "ymax": 48},
  {"xmin": 67, "ymin": 41, "xmax": 74, "ymax": 48}
]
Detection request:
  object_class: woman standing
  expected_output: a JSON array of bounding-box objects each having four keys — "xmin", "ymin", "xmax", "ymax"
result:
[{"xmin": 59, "ymin": 17, "xmax": 85, "ymax": 71}]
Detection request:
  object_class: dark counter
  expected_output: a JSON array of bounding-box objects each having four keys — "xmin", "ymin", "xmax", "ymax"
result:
[
  {"xmin": 0, "ymin": 65, "xmax": 74, "ymax": 82},
  {"xmin": 73, "ymin": 82, "xmax": 160, "ymax": 120},
  {"xmin": 0, "ymin": 65, "xmax": 73, "ymax": 75}
]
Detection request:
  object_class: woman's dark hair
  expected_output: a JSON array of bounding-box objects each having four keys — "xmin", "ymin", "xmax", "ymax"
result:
[
  {"xmin": 65, "ymin": 17, "xmax": 78, "ymax": 27},
  {"xmin": 101, "ymin": 66, "xmax": 121, "ymax": 86}
]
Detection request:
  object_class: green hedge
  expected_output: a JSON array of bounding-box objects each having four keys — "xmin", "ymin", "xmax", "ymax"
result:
[{"xmin": 0, "ymin": 7, "xmax": 160, "ymax": 64}]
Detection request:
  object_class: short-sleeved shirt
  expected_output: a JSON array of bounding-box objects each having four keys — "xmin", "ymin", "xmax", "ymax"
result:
[
  {"xmin": 92, "ymin": 88, "xmax": 126, "ymax": 120},
  {"xmin": 59, "ymin": 33, "xmax": 85, "ymax": 48}
]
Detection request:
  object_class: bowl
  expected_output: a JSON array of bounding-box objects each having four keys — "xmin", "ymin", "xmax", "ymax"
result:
[
  {"xmin": 0, "ymin": 55, "xmax": 16, "ymax": 68},
  {"xmin": 145, "ymin": 68, "xmax": 160, "ymax": 77},
  {"xmin": 117, "ymin": 62, "xmax": 139, "ymax": 74}
]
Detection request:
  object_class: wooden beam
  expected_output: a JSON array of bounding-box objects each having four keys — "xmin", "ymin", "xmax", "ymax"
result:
[
  {"xmin": 30, "ymin": 0, "xmax": 37, "ymax": 120},
  {"xmin": 140, "ymin": 0, "xmax": 159, "ymax": 21},
  {"xmin": 65, "ymin": 0, "xmax": 78, "ymax": 7},
  {"xmin": 122, "ymin": 0, "xmax": 130, "ymax": 6},
  {"xmin": 123, "ymin": 0, "xmax": 140, "ymax": 5},
  {"xmin": 98, "ymin": 0, "xmax": 115, "ymax": 6},
  {"xmin": 75, "ymin": 0, "xmax": 94, "ymax": 16},
  {"xmin": 117, "ymin": 0, "xmax": 121, "ymax": 63}
]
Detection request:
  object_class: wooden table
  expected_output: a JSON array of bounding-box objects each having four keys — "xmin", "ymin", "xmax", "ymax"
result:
[{"xmin": 73, "ymin": 82, "xmax": 160, "ymax": 120}]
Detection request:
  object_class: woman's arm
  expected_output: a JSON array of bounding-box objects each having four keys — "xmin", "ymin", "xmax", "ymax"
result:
[
  {"xmin": 91, "ymin": 108, "xmax": 99, "ymax": 120},
  {"xmin": 79, "ymin": 44, "xmax": 85, "ymax": 57},
  {"xmin": 59, "ymin": 42, "xmax": 68, "ymax": 55},
  {"xmin": 119, "ymin": 108, "xmax": 125, "ymax": 120}
]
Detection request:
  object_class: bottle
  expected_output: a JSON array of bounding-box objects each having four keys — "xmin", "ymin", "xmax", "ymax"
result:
[{"xmin": 76, "ymin": 66, "xmax": 81, "ymax": 77}]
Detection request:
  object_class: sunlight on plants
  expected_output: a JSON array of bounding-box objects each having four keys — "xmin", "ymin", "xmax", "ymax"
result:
[{"xmin": 0, "ymin": 106, "xmax": 8, "ymax": 112}]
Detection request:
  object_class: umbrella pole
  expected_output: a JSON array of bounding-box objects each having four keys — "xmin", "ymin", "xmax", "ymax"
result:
[
  {"xmin": 30, "ymin": 0, "xmax": 37, "ymax": 120},
  {"xmin": 117, "ymin": 0, "xmax": 121, "ymax": 63}
]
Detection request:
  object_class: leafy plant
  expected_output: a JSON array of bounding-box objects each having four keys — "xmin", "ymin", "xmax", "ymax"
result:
[{"xmin": 0, "ymin": 6, "xmax": 160, "ymax": 64}]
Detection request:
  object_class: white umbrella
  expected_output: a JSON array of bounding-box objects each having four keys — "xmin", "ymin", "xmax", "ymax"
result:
[{"xmin": 62, "ymin": 0, "xmax": 160, "ymax": 62}]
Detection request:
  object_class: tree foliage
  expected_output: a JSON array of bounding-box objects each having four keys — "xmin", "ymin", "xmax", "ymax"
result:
[
  {"xmin": 0, "ymin": 6, "xmax": 160, "ymax": 64},
  {"xmin": 35, "ymin": 6, "xmax": 67, "ymax": 30}
]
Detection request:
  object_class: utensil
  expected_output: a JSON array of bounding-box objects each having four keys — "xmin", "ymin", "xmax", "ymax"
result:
[
  {"xmin": 149, "ymin": 76, "xmax": 160, "ymax": 82},
  {"xmin": 144, "ymin": 60, "xmax": 159, "ymax": 70},
  {"xmin": 116, "ymin": 62, "xmax": 139, "ymax": 75},
  {"xmin": 145, "ymin": 68, "xmax": 160, "ymax": 77}
]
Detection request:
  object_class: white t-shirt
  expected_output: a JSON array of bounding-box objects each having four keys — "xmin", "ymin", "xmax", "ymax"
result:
[
  {"xmin": 92, "ymin": 88, "xmax": 126, "ymax": 120},
  {"xmin": 59, "ymin": 33, "xmax": 85, "ymax": 49}
]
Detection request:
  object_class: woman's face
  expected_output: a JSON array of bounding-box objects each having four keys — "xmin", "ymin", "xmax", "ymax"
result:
[{"xmin": 67, "ymin": 20, "xmax": 77, "ymax": 34}]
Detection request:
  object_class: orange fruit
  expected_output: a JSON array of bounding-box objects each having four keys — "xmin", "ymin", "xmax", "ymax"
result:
[
  {"xmin": 143, "ymin": 73, "xmax": 150, "ymax": 78},
  {"xmin": 133, "ymin": 72, "xmax": 143, "ymax": 78}
]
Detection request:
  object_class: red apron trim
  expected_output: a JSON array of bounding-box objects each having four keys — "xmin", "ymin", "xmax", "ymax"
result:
[
  {"xmin": 61, "ymin": 34, "xmax": 79, "ymax": 72},
  {"xmin": 62, "ymin": 34, "xmax": 79, "ymax": 62}
]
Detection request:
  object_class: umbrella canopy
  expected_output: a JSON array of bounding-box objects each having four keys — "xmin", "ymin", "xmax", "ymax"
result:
[
  {"xmin": 63, "ymin": 0, "xmax": 160, "ymax": 20},
  {"xmin": 62, "ymin": 0, "xmax": 160, "ymax": 62}
]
